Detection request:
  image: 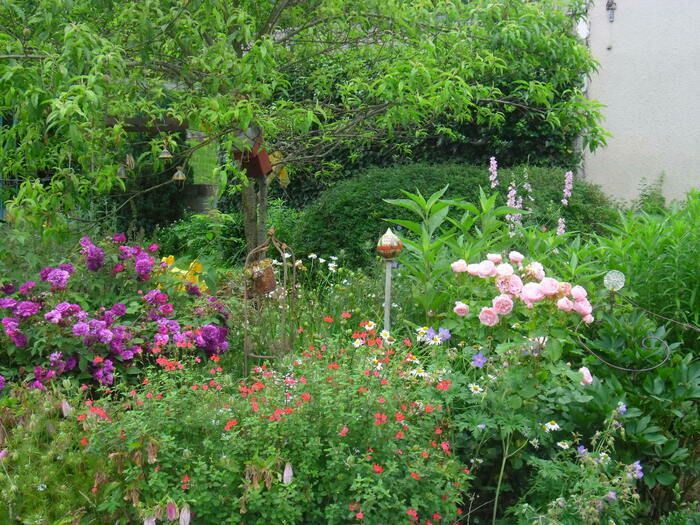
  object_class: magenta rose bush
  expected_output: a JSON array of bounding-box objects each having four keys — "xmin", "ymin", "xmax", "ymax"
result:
[{"xmin": 0, "ymin": 234, "xmax": 229, "ymax": 390}]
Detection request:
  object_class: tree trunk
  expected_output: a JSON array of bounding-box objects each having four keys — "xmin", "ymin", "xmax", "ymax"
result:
[
  {"xmin": 256, "ymin": 175, "xmax": 269, "ymax": 249},
  {"xmin": 242, "ymin": 179, "xmax": 259, "ymax": 255}
]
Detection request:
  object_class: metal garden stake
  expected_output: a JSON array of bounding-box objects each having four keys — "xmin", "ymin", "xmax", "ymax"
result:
[{"xmin": 376, "ymin": 228, "xmax": 403, "ymax": 333}]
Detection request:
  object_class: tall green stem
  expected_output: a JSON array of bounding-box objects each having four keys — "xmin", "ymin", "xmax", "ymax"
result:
[{"xmin": 492, "ymin": 432, "xmax": 511, "ymax": 525}]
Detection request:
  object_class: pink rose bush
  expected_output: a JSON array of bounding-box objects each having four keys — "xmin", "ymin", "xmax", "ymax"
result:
[{"xmin": 451, "ymin": 252, "xmax": 595, "ymax": 327}]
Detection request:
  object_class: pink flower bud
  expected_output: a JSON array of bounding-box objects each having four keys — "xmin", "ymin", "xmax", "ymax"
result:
[
  {"xmin": 477, "ymin": 260, "xmax": 497, "ymax": 278},
  {"xmin": 539, "ymin": 277, "xmax": 560, "ymax": 296},
  {"xmin": 179, "ymin": 505, "xmax": 191, "ymax": 525},
  {"xmin": 496, "ymin": 263, "xmax": 514, "ymax": 277},
  {"xmin": 492, "ymin": 294, "xmax": 514, "ymax": 315},
  {"xmin": 451, "ymin": 259, "xmax": 468, "ymax": 273},
  {"xmin": 453, "ymin": 301, "xmax": 469, "ymax": 317},
  {"xmin": 583, "ymin": 314, "xmax": 595, "ymax": 324},
  {"xmin": 467, "ymin": 264, "xmax": 479, "ymax": 276},
  {"xmin": 556, "ymin": 297, "xmax": 574, "ymax": 312},
  {"xmin": 571, "ymin": 285, "xmax": 588, "ymax": 301},
  {"xmin": 167, "ymin": 502, "xmax": 179, "ymax": 521},
  {"xmin": 520, "ymin": 282, "xmax": 545, "ymax": 304},
  {"xmin": 573, "ymin": 299, "xmax": 593, "ymax": 317},
  {"xmin": 579, "ymin": 367, "xmax": 593, "ymax": 385},
  {"xmin": 508, "ymin": 251, "xmax": 524, "ymax": 264},
  {"xmin": 487, "ymin": 253, "xmax": 503, "ymax": 264},
  {"xmin": 478, "ymin": 307, "xmax": 499, "ymax": 327},
  {"xmin": 283, "ymin": 462, "xmax": 294, "ymax": 484}
]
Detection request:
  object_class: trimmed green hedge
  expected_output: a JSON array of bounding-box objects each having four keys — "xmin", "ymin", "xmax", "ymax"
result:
[{"xmin": 291, "ymin": 162, "xmax": 619, "ymax": 266}]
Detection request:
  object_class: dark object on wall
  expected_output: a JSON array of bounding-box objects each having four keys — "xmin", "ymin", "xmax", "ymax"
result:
[{"xmin": 184, "ymin": 184, "xmax": 219, "ymax": 213}]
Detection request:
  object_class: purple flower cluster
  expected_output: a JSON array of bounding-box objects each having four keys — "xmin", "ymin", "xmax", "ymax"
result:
[
  {"xmin": 80, "ymin": 236, "xmax": 105, "ymax": 271},
  {"xmin": 18, "ymin": 281, "xmax": 36, "ymax": 295},
  {"xmin": 561, "ymin": 171, "xmax": 574, "ymax": 206},
  {"xmin": 93, "ymin": 358, "xmax": 115, "ymax": 385},
  {"xmin": 112, "ymin": 232, "xmax": 127, "ymax": 244},
  {"xmin": 195, "ymin": 324, "xmax": 229, "ymax": 355},
  {"xmin": 2, "ymin": 317, "xmax": 27, "ymax": 347},
  {"xmin": 135, "ymin": 252, "xmax": 155, "ymax": 280},
  {"xmin": 40, "ymin": 263, "xmax": 75, "ymax": 290},
  {"xmin": 489, "ymin": 156, "xmax": 499, "ymax": 188},
  {"xmin": 44, "ymin": 302, "xmax": 83, "ymax": 324},
  {"xmin": 0, "ymin": 374, "xmax": 5, "ymax": 391}
]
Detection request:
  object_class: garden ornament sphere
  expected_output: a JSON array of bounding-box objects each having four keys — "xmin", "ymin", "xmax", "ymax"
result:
[
  {"xmin": 376, "ymin": 228, "xmax": 403, "ymax": 260},
  {"xmin": 603, "ymin": 270, "xmax": 625, "ymax": 292}
]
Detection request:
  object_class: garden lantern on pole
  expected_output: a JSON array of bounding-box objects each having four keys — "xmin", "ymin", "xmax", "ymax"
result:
[{"xmin": 376, "ymin": 228, "xmax": 403, "ymax": 333}]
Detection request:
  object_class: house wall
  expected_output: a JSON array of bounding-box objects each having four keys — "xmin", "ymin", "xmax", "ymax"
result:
[{"xmin": 583, "ymin": 0, "xmax": 700, "ymax": 202}]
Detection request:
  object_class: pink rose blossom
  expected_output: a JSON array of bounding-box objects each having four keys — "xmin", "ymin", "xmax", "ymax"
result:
[
  {"xmin": 492, "ymin": 294, "xmax": 514, "ymax": 315},
  {"xmin": 579, "ymin": 366, "xmax": 593, "ymax": 386},
  {"xmin": 487, "ymin": 253, "xmax": 503, "ymax": 264},
  {"xmin": 453, "ymin": 301, "xmax": 469, "ymax": 317},
  {"xmin": 496, "ymin": 263, "xmax": 514, "ymax": 277},
  {"xmin": 508, "ymin": 251, "xmax": 524, "ymax": 265},
  {"xmin": 573, "ymin": 299, "xmax": 593, "ymax": 317},
  {"xmin": 556, "ymin": 297, "xmax": 574, "ymax": 312},
  {"xmin": 477, "ymin": 260, "xmax": 497, "ymax": 278},
  {"xmin": 507, "ymin": 275, "xmax": 524, "ymax": 295},
  {"xmin": 583, "ymin": 314, "xmax": 595, "ymax": 324},
  {"xmin": 521, "ymin": 282, "xmax": 545, "ymax": 304},
  {"xmin": 467, "ymin": 264, "xmax": 480, "ymax": 276},
  {"xmin": 559, "ymin": 282, "xmax": 572, "ymax": 296},
  {"xmin": 540, "ymin": 277, "xmax": 560, "ymax": 296},
  {"xmin": 451, "ymin": 259, "xmax": 468, "ymax": 273},
  {"xmin": 525, "ymin": 262, "xmax": 545, "ymax": 281},
  {"xmin": 571, "ymin": 285, "xmax": 588, "ymax": 301},
  {"xmin": 478, "ymin": 307, "xmax": 500, "ymax": 327}
]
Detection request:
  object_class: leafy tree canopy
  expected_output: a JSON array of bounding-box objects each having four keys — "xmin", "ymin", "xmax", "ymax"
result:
[{"xmin": 0, "ymin": 0, "xmax": 603, "ymax": 234}]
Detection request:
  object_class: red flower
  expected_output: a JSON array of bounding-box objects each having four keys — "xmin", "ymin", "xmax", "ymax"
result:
[
  {"xmin": 224, "ymin": 419, "xmax": 238, "ymax": 431},
  {"xmin": 410, "ymin": 471, "xmax": 421, "ymax": 480},
  {"xmin": 435, "ymin": 427, "xmax": 443, "ymax": 435},
  {"xmin": 403, "ymin": 338, "xmax": 412, "ymax": 347},
  {"xmin": 436, "ymin": 379, "xmax": 452, "ymax": 391},
  {"xmin": 377, "ymin": 396, "xmax": 386, "ymax": 404},
  {"xmin": 406, "ymin": 508, "xmax": 418, "ymax": 520},
  {"xmin": 355, "ymin": 512, "xmax": 364, "ymax": 520},
  {"xmin": 341, "ymin": 311, "xmax": 352, "ymax": 319},
  {"xmin": 372, "ymin": 463, "xmax": 384, "ymax": 474},
  {"xmin": 327, "ymin": 363, "xmax": 340, "ymax": 370},
  {"xmin": 394, "ymin": 412, "xmax": 405, "ymax": 422},
  {"xmin": 395, "ymin": 430, "xmax": 404, "ymax": 439},
  {"xmin": 323, "ymin": 316, "xmax": 334, "ymax": 323},
  {"xmin": 80, "ymin": 437, "xmax": 89, "ymax": 446},
  {"xmin": 441, "ymin": 441, "xmax": 451, "ymax": 454},
  {"xmin": 432, "ymin": 513, "xmax": 441, "ymax": 521},
  {"xmin": 301, "ymin": 392, "xmax": 311, "ymax": 402},
  {"xmin": 339, "ymin": 425, "xmax": 349, "ymax": 437},
  {"xmin": 374, "ymin": 412, "xmax": 388, "ymax": 425}
]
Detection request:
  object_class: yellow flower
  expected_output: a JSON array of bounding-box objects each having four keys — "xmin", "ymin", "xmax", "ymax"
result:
[{"xmin": 162, "ymin": 255, "xmax": 175, "ymax": 266}]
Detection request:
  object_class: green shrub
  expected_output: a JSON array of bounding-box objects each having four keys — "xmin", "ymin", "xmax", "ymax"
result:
[
  {"xmin": 157, "ymin": 211, "xmax": 246, "ymax": 265},
  {"xmin": 293, "ymin": 162, "xmax": 618, "ymax": 266},
  {"xmin": 596, "ymin": 191, "xmax": 700, "ymax": 353}
]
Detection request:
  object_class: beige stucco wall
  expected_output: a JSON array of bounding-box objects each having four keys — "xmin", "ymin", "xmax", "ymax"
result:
[{"xmin": 583, "ymin": 0, "xmax": 700, "ymax": 202}]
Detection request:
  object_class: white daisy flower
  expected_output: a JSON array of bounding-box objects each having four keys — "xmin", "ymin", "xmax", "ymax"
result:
[
  {"xmin": 468, "ymin": 383, "xmax": 484, "ymax": 394},
  {"xmin": 308, "ymin": 254, "xmax": 318, "ymax": 260},
  {"xmin": 543, "ymin": 421, "xmax": 560, "ymax": 432},
  {"xmin": 364, "ymin": 321, "xmax": 376, "ymax": 331},
  {"xmin": 352, "ymin": 338, "xmax": 364, "ymax": 348},
  {"xmin": 557, "ymin": 441, "xmax": 570, "ymax": 450}
]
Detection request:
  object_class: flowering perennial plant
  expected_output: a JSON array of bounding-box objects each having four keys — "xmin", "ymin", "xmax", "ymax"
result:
[{"xmin": 0, "ymin": 235, "xmax": 228, "ymax": 389}]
